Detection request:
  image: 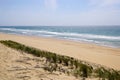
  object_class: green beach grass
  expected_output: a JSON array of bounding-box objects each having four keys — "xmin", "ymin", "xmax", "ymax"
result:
[{"xmin": 0, "ymin": 40, "xmax": 120, "ymax": 80}]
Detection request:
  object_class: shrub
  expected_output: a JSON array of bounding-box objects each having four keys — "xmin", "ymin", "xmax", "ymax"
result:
[{"xmin": 0, "ymin": 40, "xmax": 120, "ymax": 79}]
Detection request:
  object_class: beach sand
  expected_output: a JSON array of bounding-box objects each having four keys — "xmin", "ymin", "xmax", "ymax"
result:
[
  {"xmin": 0, "ymin": 33, "xmax": 120, "ymax": 70},
  {"xmin": 0, "ymin": 42, "xmax": 83, "ymax": 80}
]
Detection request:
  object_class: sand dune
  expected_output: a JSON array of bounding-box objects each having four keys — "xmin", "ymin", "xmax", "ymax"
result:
[
  {"xmin": 0, "ymin": 33, "xmax": 120, "ymax": 70},
  {"xmin": 0, "ymin": 43, "xmax": 84, "ymax": 80}
]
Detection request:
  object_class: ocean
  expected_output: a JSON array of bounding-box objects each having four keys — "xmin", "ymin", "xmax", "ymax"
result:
[{"xmin": 0, "ymin": 26, "xmax": 120, "ymax": 48}]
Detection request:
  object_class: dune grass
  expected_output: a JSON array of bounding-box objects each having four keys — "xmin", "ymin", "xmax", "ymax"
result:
[{"xmin": 0, "ymin": 40, "xmax": 120, "ymax": 80}]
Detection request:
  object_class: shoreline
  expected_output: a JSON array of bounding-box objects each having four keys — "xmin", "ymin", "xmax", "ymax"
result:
[
  {"xmin": 1, "ymin": 32, "xmax": 119, "ymax": 49},
  {"xmin": 0, "ymin": 33, "xmax": 120, "ymax": 70}
]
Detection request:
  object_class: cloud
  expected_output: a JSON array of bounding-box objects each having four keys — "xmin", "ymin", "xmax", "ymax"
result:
[
  {"xmin": 89, "ymin": 0, "xmax": 120, "ymax": 7},
  {"xmin": 44, "ymin": 0, "xmax": 57, "ymax": 10},
  {"xmin": 78, "ymin": 10, "xmax": 120, "ymax": 25},
  {"xmin": 78, "ymin": 0, "xmax": 120, "ymax": 25}
]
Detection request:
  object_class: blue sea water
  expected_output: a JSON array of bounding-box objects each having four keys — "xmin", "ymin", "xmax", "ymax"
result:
[{"xmin": 0, "ymin": 26, "xmax": 120, "ymax": 48}]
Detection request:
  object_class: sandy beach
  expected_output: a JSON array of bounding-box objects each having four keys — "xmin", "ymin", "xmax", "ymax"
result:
[
  {"xmin": 0, "ymin": 33, "xmax": 120, "ymax": 70},
  {"xmin": 0, "ymin": 41, "xmax": 84, "ymax": 80}
]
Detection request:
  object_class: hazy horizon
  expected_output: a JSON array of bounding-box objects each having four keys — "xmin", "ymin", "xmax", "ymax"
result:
[
  {"xmin": 0, "ymin": 25, "xmax": 120, "ymax": 27},
  {"xmin": 0, "ymin": 0, "xmax": 120, "ymax": 26}
]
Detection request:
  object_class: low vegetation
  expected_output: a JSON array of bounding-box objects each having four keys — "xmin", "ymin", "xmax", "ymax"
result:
[{"xmin": 0, "ymin": 40, "xmax": 120, "ymax": 80}]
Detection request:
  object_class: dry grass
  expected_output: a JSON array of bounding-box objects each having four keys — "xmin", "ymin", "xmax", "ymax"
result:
[{"xmin": 0, "ymin": 40, "xmax": 120, "ymax": 80}]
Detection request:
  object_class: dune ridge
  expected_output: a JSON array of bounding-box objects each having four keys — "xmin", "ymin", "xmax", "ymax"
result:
[
  {"xmin": 1, "ymin": 40, "xmax": 120, "ymax": 80},
  {"xmin": 0, "ymin": 33, "xmax": 120, "ymax": 70}
]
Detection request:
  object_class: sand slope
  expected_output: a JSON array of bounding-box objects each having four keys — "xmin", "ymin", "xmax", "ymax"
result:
[
  {"xmin": 1, "ymin": 43, "xmax": 84, "ymax": 80},
  {"xmin": 0, "ymin": 33, "xmax": 120, "ymax": 70}
]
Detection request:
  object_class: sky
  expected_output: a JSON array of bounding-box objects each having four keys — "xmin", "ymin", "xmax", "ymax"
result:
[{"xmin": 0, "ymin": 0, "xmax": 120, "ymax": 26}]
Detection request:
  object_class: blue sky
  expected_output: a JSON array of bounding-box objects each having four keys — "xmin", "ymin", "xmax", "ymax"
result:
[{"xmin": 0, "ymin": 0, "xmax": 120, "ymax": 26}]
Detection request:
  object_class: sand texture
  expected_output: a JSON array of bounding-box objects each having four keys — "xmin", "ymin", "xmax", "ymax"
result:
[
  {"xmin": 1, "ymin": 43, "xmax": 86, "ymax": 80},
  {"xmin": 0, "ymin": 33, "xmax": 120, "ymax": 70}
]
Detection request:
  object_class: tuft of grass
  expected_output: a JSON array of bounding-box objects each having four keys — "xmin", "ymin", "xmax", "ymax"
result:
[{"xmin": 0, "ymin": 40, "xmax": 120, "ymax": 79}]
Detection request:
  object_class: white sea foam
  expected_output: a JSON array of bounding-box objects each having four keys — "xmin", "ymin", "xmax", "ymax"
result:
[{"xmin": 0, "ymin": 28, "xmax": 120, "ymax": 41}]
